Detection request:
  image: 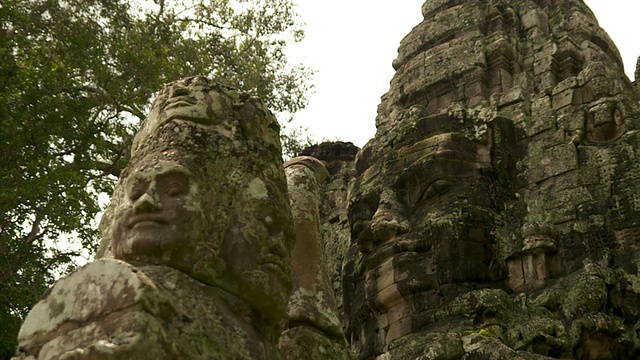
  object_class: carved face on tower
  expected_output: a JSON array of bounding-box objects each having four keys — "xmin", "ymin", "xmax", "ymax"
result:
[
  {"xmin": 343, "ymin": 107, "xmax": 517, "ymax": 356},
  {"xmin": 104, "ymin": 76, "xmax": 294, "ymax": 320}
]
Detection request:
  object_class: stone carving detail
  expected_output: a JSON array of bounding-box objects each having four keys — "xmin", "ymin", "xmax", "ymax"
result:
[
  {"xmin": 15, "ymin": 76, "xmax": 295, "ymax": 359},
  {"xmin": 279, "ymin": 156, "xmax": 351, "ymax": 359},
  {"xmin": 300, "ymin": 142, "xmax": 359, "ymax": 315},
  {"xmin": 13, "ymin": 1, "xmax": 640, "ymax": 359},
  {"xmin": 340, "ymin": 0, "xmax": 640, "ymax": 359},
  {"xmin": 344, "ymin": 109, "xmax": 518, "ymax": 358}
]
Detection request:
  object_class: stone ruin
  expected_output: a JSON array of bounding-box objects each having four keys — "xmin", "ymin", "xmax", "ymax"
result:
[
  {"xmin": 13, "ymin": 77, "xmax": 349, "ymax": 359},
  {"xmin": 12, "ymin": 0, "xmax": 640, "ymax": 359}
]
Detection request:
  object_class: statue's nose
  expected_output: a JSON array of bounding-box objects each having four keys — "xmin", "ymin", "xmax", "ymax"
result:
[
  {"xmin": 370, "ymin": 206, "xmax": 409, "ymax": 243},
  {"xmin": 133, "ymin": 191, "xmax": 162, "ymax": 214},
  {"xmin": 369, "ymin": 190, "xmax": 409, "ymax": 244}
]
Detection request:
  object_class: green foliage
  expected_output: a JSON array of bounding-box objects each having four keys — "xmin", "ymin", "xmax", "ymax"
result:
[
  {"xmin": 281, "ymin": 124, "xmax": 315, "ymax": 159},
  {"xmin": 0, "ymin": 0, "xmax": 312, "ymax": 356}
]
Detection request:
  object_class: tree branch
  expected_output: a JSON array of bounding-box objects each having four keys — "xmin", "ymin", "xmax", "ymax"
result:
[
  {"xmin": 156, "ymin": 0, "xmax": 165, "ymax": 17},
  {"xmin": 25, "ymin": 214, "xmax": 44, "ymax": 245},
  {"xmin": 88, "ymin": 160, "xmax": 122, "ymax": 178},
  {"xmin": 122, "ymin": 105, "xmax": 145, "ymax": 120},
  {"xmin": 173, "ymin": 17, "xmax": 227, "ymax": 30}
]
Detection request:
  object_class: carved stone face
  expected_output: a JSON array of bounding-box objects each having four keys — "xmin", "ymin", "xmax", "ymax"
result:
[
  {"xmin": 112, "ymin": 158, "xmax": 206, "ymax": 274},
  {"xmin": 130, "ymin": 76, "xmax": 239, "ymax": 157},
  {"xmin": 148, "ymin": 76, "xmax": 224, "ymax": 129},
  {"xmin": 105, "ymin": 76, "xmax": 294, "ymax": 322},
  {"xmin": 217, "ymin": 185, "xmax": 294, "ymax": 318},
  {"xmin": 344, "ymin": 111, "xmax": 515, "ymax": 355},
  {"xmin": 112, "ymin": 155, "xmax": 293, "ymax": 320}
]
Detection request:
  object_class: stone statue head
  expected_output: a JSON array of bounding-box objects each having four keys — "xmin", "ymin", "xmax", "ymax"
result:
[
  {"xmin": 343, "ymin": 105, "xmax": 518, "ymax": 356},
  {"xmin": 111, "ymin": 154, "xmax": 205, "ymax": 275},
  {"xmin": 100, "ymin": 76, "xmax": 295, "ymax": 319}
]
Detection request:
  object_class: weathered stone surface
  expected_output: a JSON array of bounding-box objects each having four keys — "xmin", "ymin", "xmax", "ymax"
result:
[
  {"xmin": 16, "ymin": 260, "xmax": 271, "ymax": 359},
  {"xmin": 17, "ymin": 260, "xmax": 164, "ymax": 359},
  {"xmin": 14, "ymin": 0, "xmax": 640, "ymax": 359},
  {"xmin": 14, "ymin": 76, "xmax": 296, "ymax": 359},
  {"xmin": 341, "ymin": 0, "xmax": 640, "ymax": 359},
  {"xmin": 280, "ymin": 156, "xmax": 352, "ymax": 359},
  {"xmin": 300, "ymin": 142, "xmax": 359, "ymax": 315}
]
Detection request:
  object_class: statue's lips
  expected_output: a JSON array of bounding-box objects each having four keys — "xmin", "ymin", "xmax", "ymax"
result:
[
  {"xmin": 259, "ymin": 254, "xmax": 289, "ymax": 280},
  {"xmin": 360, "ymin": 236, "xmax": 418, "ymax": 267},
  {"xmin": 164, "ymin": 96, "xmax": 197, "ymax": 110},
  {"xmin": 127, "ymin": 214, "xmax": 169, "ymax": 229}
]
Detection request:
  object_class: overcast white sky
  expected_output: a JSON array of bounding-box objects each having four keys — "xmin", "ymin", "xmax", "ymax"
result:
[{"xmin": 286, "ymin": 1, "xmax": 640, "ymax": 148}]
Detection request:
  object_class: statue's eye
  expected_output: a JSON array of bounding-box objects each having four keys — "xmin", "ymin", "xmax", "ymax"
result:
[
  {"xmin": 158, "ymin": 171, "xmax": 190, "ymax": 197},
  {"xmin": 166, "ymin": 183, "xmax": 185, "ymax": 197},
  {"xmin": 414, "ymin": 179, "xmax": 455, "ymax": 206},
  {"xmin": 129, "ymin": 189, "xmax": 143, "ymax": 201},
  {"xmin": 129, "ymin": 180, "xmax": 148, "ymax": 201}
]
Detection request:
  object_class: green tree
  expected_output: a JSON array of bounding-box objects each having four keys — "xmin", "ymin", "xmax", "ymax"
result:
[{"xmin": 0, "ymin": 0, "xmax": 312, "ymax": 357}]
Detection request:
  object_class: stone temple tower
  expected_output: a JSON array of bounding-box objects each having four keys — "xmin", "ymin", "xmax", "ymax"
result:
[{"xmin": 343, "ymin": 0, "xmax": 640, "ymax": 358}]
